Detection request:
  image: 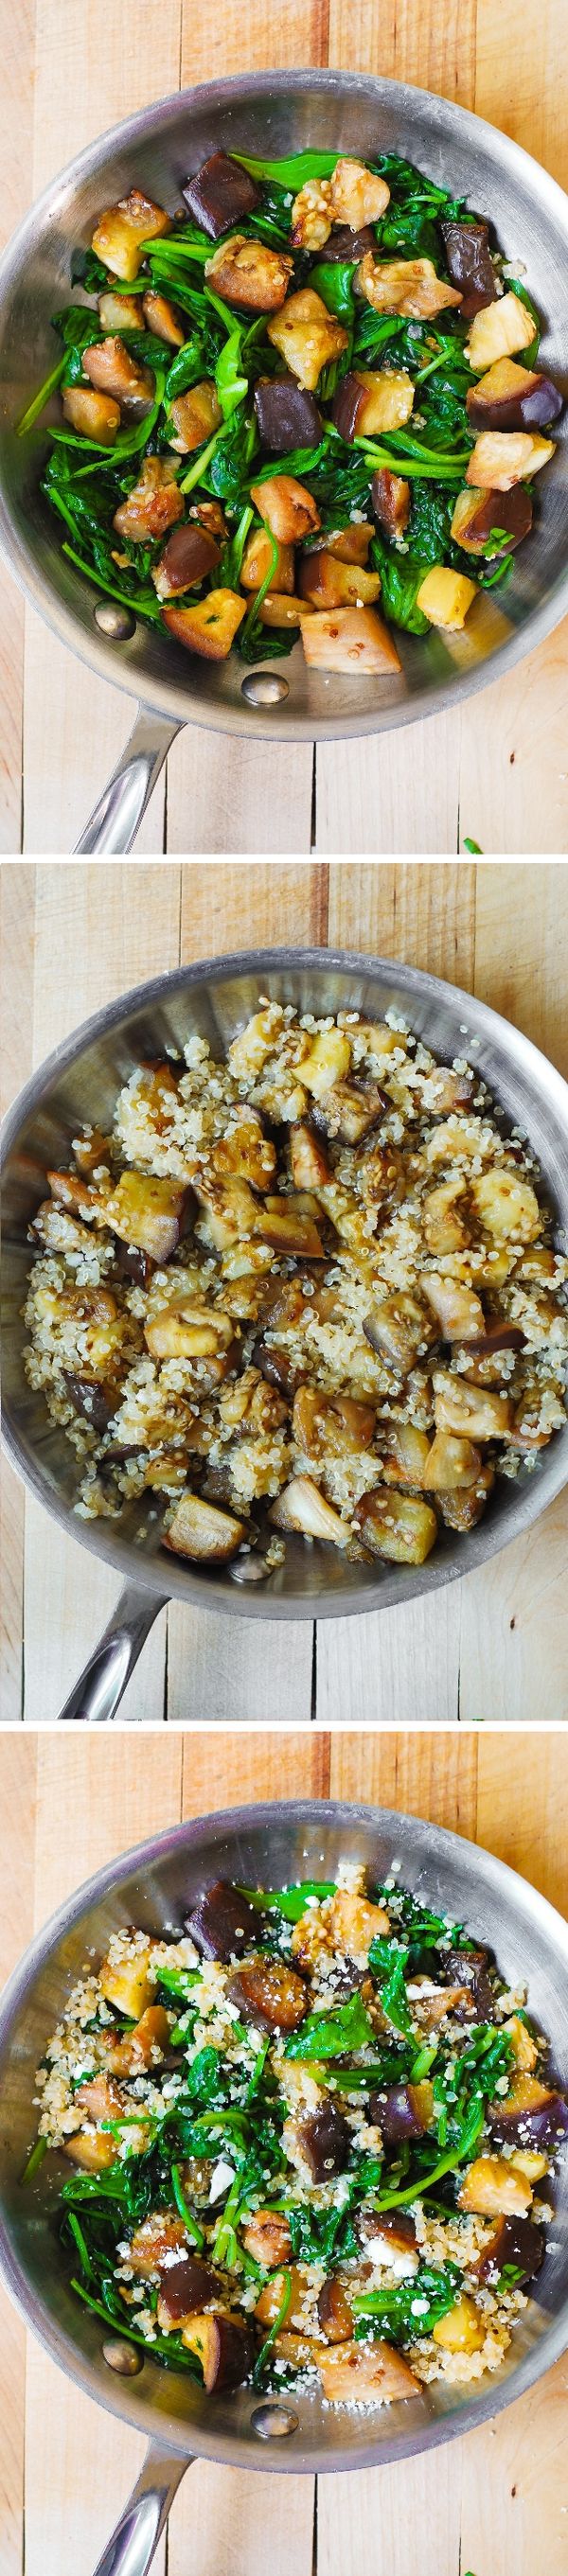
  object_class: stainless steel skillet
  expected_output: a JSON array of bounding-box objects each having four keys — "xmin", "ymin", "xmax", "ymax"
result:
[
  {"xmin": 0, "ymin": 1800, "xmax": 567, "ymax": 2575},
  {"xmin": 2, "ymin": 944, "xmax": 568, "ymax": 1722},
  {"xmin": 0, "ymin": 70, "xmax": 567, "ymax": 852}
]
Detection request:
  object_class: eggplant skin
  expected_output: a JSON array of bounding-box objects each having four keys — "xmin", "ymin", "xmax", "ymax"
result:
[
  {"xmin": 157, "ymin": 2251, "xmax": 218, "ymax": 2325},
  {"xmin": 467, "ymin": 371, "xmax": 563, "ymax": 433},
  {"xmin": 440, "ymin": 219, "xmax": 495, "ymax": 316},
  {"xmin": 186, "ymin": 1877, "xmax": 260, "ymax": 1961},
  {"xmin": 62, "ymin": 1371, "xmax": 115, "ymax": 1432},
  {"xmin": 474, "ymin": 2214, "xmax": 544, "ymax": 2288},
  {"xmin": 298, "ymin": 2100, "xmax": 351, "ymax": 2179},
  {"xmin": 254, "ymin": 376, "xmax": 323, "ymax": 452},
  {"xmin": 324, "ymin": 222, "xmax": 376, "ymax": 261},
  {"xmin": 153, "ymin": 521, "xmax": 220, "ymax": 600},
  {"xmin": 332, "ymin": 370, "xmax": 366, "ymax": 442},
  {"xmin": 370, "ymin": 2082, "xmax": 430, "ymax": 2142},
  {"xmin": 371, "ymin": 467, "xmax": 411, "ymax": 537},
  {"xmin": 229, "ymin": 1956, "xmax": 308, "ymax": 2031},
  {"xmin": 182, "ymin": 150, "xmax": 259, "ymax": 238}
]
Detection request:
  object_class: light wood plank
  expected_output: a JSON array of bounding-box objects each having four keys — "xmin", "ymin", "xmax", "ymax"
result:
[
  {"xmin": 328, "ymin": 1725, "xmax": 479, "ymax": 1835},
  {"xmin": 316, "ymin": 1591, "xmax": 462, "ymax": 1725},
  {"xmin": 318, "ymin": 2450, "xmax": 462, "ymax": 2576},
  {"xmin": 0, "ymin": 1739, "xmax": 36, "ymax": 2576},
  {"xmin": 473, "ymin": 860, "xmax": 568, "ymax": 1076},
  {"xmin": 315, "ymin": 719, "xmax": 462, "ymax": 859},
  {"xmin": 22, "ymin": 863, "xmax": 181, "ymax": 1724},
  {"xmin": 459, "ymin": 2357, "xmax": 568, "ymax": 2576},
  {"xmin": 475, "ymin": 0, "xmax": 568, "ymax": 183},
  {"xmin": 169, "ymin": 2459, "xmax": 314, "ymax": 2576},
  {"xmin": 166, "ymin": 731, "xmax": 314, "ymax": 858},
  {"xmin": 328, "ymin": 0, "xmax": 477, "ymax": 103},
  {"xmin": 179, "ymin": 1725, "xmax": 330, "ymax": 1812},
  {"xmin": 326, "ymin": 857, "xmax": 476, "ymax": 984},
  {"xmin": 475, "ymin": 1722, "xmax": 568, "ymax": 1914}
]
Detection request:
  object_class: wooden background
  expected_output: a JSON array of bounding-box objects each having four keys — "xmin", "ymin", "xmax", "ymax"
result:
[
  {"xmin": 1, "ymin": 0, "xmax": 568, "ymax": 856},
  {"xmin": 1, "ymin": 856, "xmax": 567, "ymax": 1726},
  {"xmin": 0, "ymin": 1724, "xmax": 567, "ymax": 2576}
]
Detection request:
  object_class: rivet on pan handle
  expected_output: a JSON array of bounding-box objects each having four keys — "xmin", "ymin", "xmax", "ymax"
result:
[
  {"xmin": 91, "ymin": 2442, "xmax": 189, "ymax": 2576},
  {"xmin": 57, "ymin": 1582, "xmax": 168, "ymax": 1721},
  {"xmin": 74, "ymin": 707, "xmax": 181, "ymax": 855}
]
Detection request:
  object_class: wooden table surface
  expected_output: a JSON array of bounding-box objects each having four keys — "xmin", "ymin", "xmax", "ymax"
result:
[
  {"xmin": 0, "ymin": 1724, "xmax": 567, "ymax": 2576},
  {"xmin": 1, "ymin": 856, "xmax": 567, "ymax": 1725},
  {"xmin": 1, "ymin": 3, "xmax": 567, "ymax": 856}
]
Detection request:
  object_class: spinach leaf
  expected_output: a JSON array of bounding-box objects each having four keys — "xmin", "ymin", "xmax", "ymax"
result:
[
  {"xmin": 284, "ymin": 1991, "xmax": 376, "ymax": 2061},
  {"xmin": 368, "ymin": 1935, "xmax": 413, "ymax": 2038},
  {"xmin": 239, "ymin": 1879, "xmax": 337, "ymax": 1922},
  {"xmin": 353, "ymin": 2257, "xmax": 462, "ymax": 2340},
  {"xmin": 311, "ymin": 261, "xmax": 356, "ymax": 320}
]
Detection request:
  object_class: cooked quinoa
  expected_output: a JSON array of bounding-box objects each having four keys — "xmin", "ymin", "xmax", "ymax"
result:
[
  {"xmin": 31, "ymin": 1861, "xmax": 568, "ymax": 2408},
  {"xmin": 24, "ymin": 999, "xmax": 568, "ymax": 1577}
]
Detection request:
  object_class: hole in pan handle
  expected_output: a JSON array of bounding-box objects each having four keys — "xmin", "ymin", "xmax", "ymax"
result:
[
  {"xmin": 91, "ymin": 2441, "xmax": 190, "ymax": 2576},
  {"xmin": 57, "ymin": 1581, "xmax": 168, "ymax": 1722},
  {"xmin": 74, "ymin": 708, "xmax": 181, "ymax": 856}
]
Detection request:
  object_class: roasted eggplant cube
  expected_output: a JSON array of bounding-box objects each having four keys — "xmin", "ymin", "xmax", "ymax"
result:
[
  {"xmin": 205, "ymin": 234, "xmax": 293, "ymax": 313},
  {"xmin": 229, "ymin": 1956, "xmax": 308, "ymax": 2031},
  {"xmin": 182, "ymin": 150, "xmax": 259, "ymax": 238},
  {"xmin": 105, "ymin": 1171, "xmax": 192, "ymax": 1261},
  {"xmin": 356, "ymin": 1490, "xmax": 437, "ymax": 1564},
  {"xmin": 473, "ymin": 2214, "xmax": 545, "ymax": 2288},
  {"xmin": 490, "ymin": 2074, "xmax": 568, "ymax": 2149},
  {"xmin": 163, "ymin": 1491, "xmax": 247, "ymax": 1561},
  {"xmin": 254, "ymin": 377, "xmax": 323, "ymax": 452},
  {"xmin": 152, "ymin": 522, "xmax": 220, "ymax": 601},
  {"xmin": 317, "ymin": 2275, "xmax": 354, "ymax": 2340},
  {"xmin": 156, "ymin": 2251, "xmax": 218, "ymax": 2329},
  {"xmin": 325, "ymin": 221, "xmax": 376, "ymax": 261},
  {"xmin": 181, "ymin": 2313, "xmax": 253, "ymax": 2391},
  {"xmin": 186, "ymin": 1878, "xmax": 260, "ymax": 1961},
  {"xmin": 62, "ymin": 1371, "xmax": 115, "ymax": 1433},
  {"xmin": 440, "ymin": 219, "xmax": 495, "ymax": 317},
  {"xmin": 162, "ymin": 589, "xmax": 246, "ymax": 658},
  {"xmin": 371, "ymin": 2081, "xmax": 434, "ymax": 2142},
  {"xmin": 301, "ymin": 605, "xmax": 401, "ymax": 676},
  {"xmin": 371, "ymin": 467, "xmax": 411, "ymax": 537},
  {"xmin": 451, "ymin": 485, "xmax": 532, "ymax": 556},
  {"xmin": 298, "ymin": 2101, "xmax": 351, "ymax": 2179},
  {"xmin": 467, "ymin": 357, "xmax": 563, "ymax": 432}
]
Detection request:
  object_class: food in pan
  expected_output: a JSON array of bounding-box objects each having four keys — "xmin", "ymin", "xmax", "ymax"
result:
[
  {"xmin": 30, "ymin": 1860, "xmax": 568, "ymax": 2407},
  {"xmin": 20, "ymin": 142, "xmax": 562, "ymax": 675},
  {"xmin": 24, "ymin": 999, "xmax": 568, "ymax": 1576}
]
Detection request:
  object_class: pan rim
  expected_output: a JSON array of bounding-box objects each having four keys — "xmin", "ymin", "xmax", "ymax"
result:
[
  {"xmin": 3, "ymin": 941, "xmax": 568, "ymax": 1625},
  {"xmin": 1, "ymin": 66, "xmax": 568, "ymax": 744},
  {"xmin": 0, "ymin": 1795, "xmax": 567, "ymax": 2476}
]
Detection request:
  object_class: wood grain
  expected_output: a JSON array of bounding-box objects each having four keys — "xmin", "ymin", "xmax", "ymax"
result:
[
  {"xmin": 1, "ymin": 0, "xmax": 567, "ymax": 851},
  {"xmin": 2, "ymin": 857, "xmax": 567, "ymax": 1724},
  {"xmin": 1, "ymin": 1728, "xmax": 566, "ymax": 2576}
]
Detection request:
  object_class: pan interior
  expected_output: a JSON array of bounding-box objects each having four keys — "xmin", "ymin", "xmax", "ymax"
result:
[
  {"xmin": 0, "ymin": 71, "xmax": 567, "ymax": 739},
  {"xmin": 1, "ymin": 1801, "xmax": 567, "ymax": 2474},
  {"xmin": 3, "ymin": 948, "xmax": 568, "ymax": 1620}
]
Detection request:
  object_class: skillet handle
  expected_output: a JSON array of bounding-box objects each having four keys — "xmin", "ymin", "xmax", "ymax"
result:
[
  {"xmin": 91, "ymin": 2441, "xmax": 190, "ymax": 2576},
  {"xmin": 74, "ymin": 707, "xmax": 180, "ymax": 854},
  {"xmin": 57, "ymin": 1581, "xmax": 168, "ymax": 1721}
]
